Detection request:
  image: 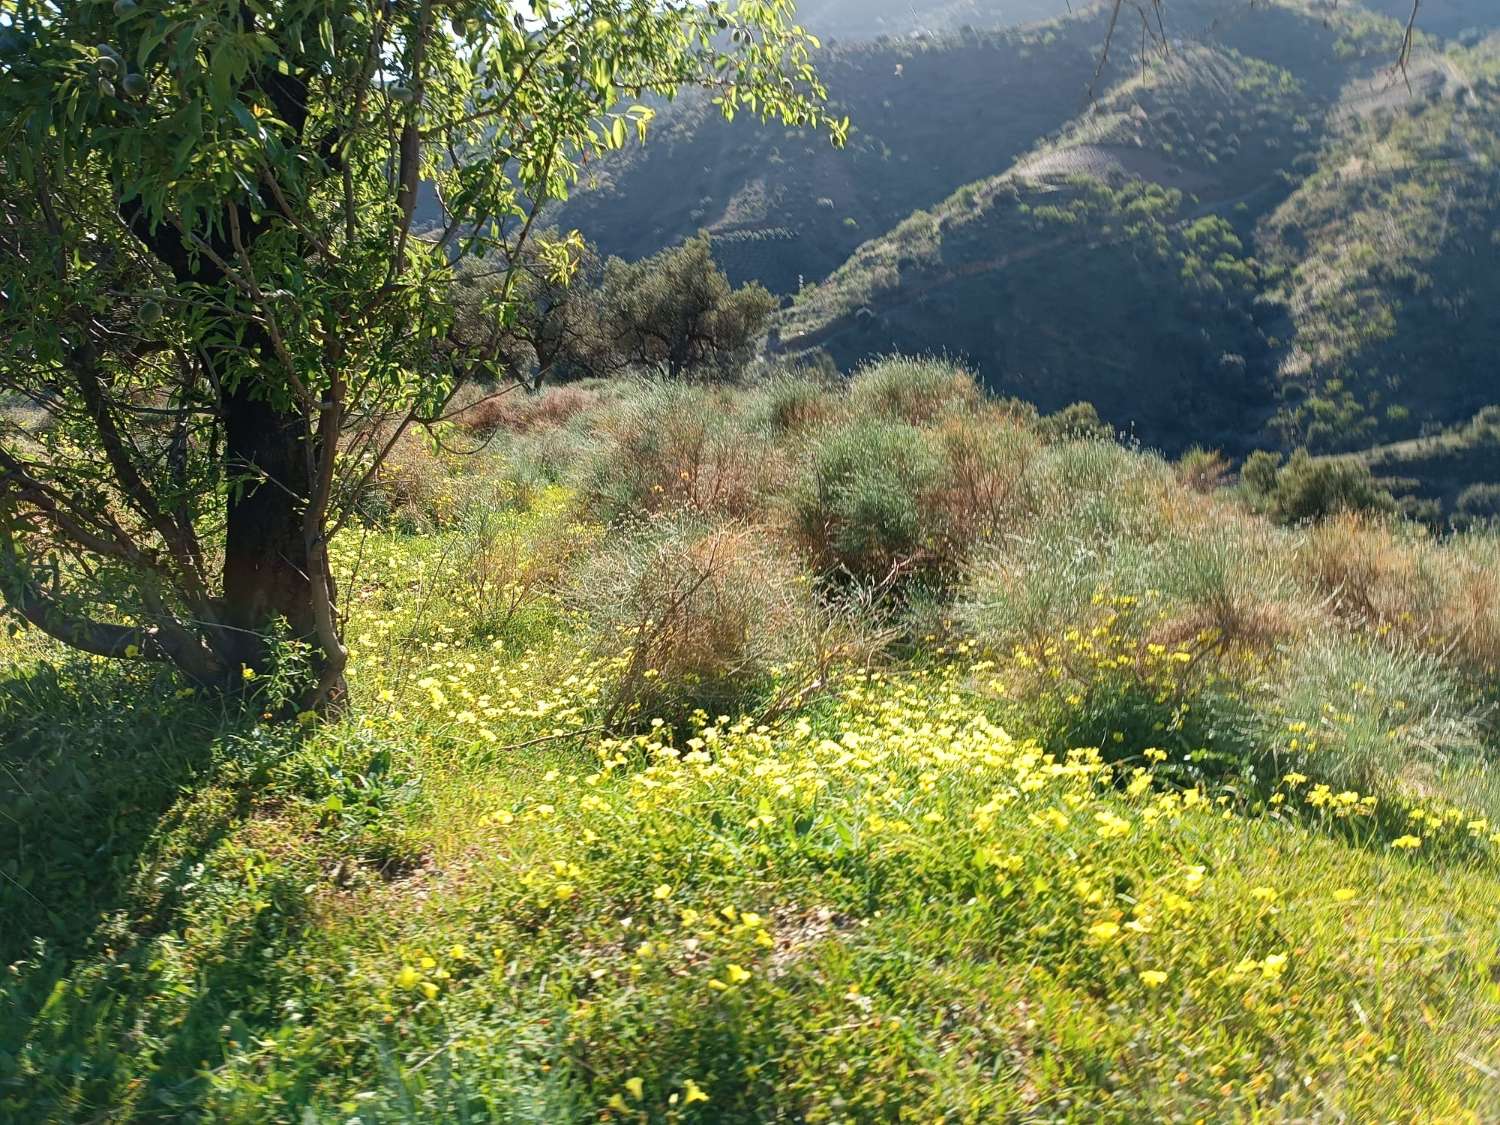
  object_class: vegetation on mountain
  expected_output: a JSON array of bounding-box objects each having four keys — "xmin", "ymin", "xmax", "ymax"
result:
[
  {"xmin": 591, "ymin": 234, "xmax": 780, "ymax": 380},
  {"xmin": 548, "ymin": 12, "xmax": 1118, "ymax": 293},
  {"xmin": 4, "ymin": 2, "xmax": 1500, "ymax": 1120},
  {"xmin": 546, "ymin": 1, "xmax": 1500, "ymax": 504},
  {"xmin": 793, "ymin": 0, "xmax": 1081, "ymax": 40},
  {"xmin": 1259, "ymin": 37, "xmax": 1500, "ymax": 453},
  {"xmin": 5, "ymin": 364, "xmax": 1497, "ymax": 1120},
  {"xmin": 774, "ymin": 38, "xmax": 1334, "ymax": 452}
]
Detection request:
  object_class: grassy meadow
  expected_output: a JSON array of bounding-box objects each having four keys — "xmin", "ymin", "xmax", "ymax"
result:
[{"xmin": 3, "ymin": 361, "xmax": 1499, "ymax": 1122}]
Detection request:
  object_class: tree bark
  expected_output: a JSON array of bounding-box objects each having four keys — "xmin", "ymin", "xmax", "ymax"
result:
[{"xmin": 219, "ymin": 382, "xmax": 319, "ymax": 676}]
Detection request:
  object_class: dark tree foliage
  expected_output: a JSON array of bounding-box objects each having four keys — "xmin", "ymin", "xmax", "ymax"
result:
[{"xmin": 591, "ymin": 233, "xmax": 780, "ymax": 380}]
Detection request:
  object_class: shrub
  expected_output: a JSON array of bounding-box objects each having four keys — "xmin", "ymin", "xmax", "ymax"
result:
[
  {"xmin": 746, "ymin": 371, "xmax": 842, "ymax": 437},
  {"xmin": 1240, "ymin": 449, "xmax": 1281, "ymax": 495},
  {"xmin": 567, "ymin": 515, "xmax": 821, "ymax": 725},
  {"xmin": 845, "ymin": 357, "xmax": 983, "ymax": 425},
  {"xmin": 454, "ymin": 383, "xmax": 599, "ymax": 435},
  {"xmin": 358, "ymin": 427, "xmax": 457, "ymax": 532},
  {"xmin": 1456, "ymin": 482, "xmax": 1500, "ymax": 524},
  {"xmin": 1296, "ymin": 515, "xmax": 1500, "ymax": 677},
  {"xmin": 449, "ymin": 503, "xmax": 597, "ymax": 643},
  {"xmin": 577, "ymin": 381, "xmax": 783, "ymax": 524},
  {"xmin": 1037, "ymin": 401, "xmax": 1114, "ymax": 443},
  {"xmin": 923, "ymin": 411, "xmax": 1040, "ymax": 557},
  {"xmin": 1247, "ymin": 449, "xmax": 1398, "ymax": 525},
  {"xmin": 1175, "ymin": 446, "xmax": 1232, "ymax": 493},
  {"xmin": 790, "ymin": 418, "xmax": 945, "ymax": 581}
]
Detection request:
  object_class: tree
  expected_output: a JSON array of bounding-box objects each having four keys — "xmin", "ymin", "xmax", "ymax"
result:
[
  {"xmin": 451, "ymin": 231, "xmax": 606, "ymax": 391},
  {"xmin": 0, "ymin": 1, "xmax": 844, "ymax": 710},
  {"xmin": 1240, "ymin": 449, "xmax": 1399, "ymax": 525},
  {"xmin": 592, "ymin": 232, "xmax": 779, "ymax": 380}
]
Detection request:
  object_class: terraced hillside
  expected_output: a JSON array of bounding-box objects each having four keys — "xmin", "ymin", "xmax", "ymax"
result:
[
  {"xmin": 543, "ymin": 0, "xmax": 1500, "ymax": 500},
  {"xmin": 549, "ymin": 15, "xmax": 1118, "ymax": 294},
  {"xmin": 773, "ymin": 42, "xmax": 1347, "ymax": 453},
  {"xmin": 794, "ymin": 0, "xmax": 1084, "ymax": 40},
  {"xmin": 1259, "ymin": 37, "xmax": 1500, "ymax": 452}
]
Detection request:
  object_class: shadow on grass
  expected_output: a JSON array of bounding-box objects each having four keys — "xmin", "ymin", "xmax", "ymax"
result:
[
  {"xmin": 0, "ymin": 657, "xmax": 321, "ymax": 1119},
  {"xmin": 0, "ymin": 659, "xmax": 244, "ymax": 963}
]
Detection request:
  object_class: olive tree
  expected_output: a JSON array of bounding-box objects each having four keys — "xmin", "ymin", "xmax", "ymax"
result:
[
  {"xmin": 451, "ymin": 230, "xmax": 604, "ymax": 391},
  {"xmin": 591, "ymin": 232, "xmax": 778, "ymax": 380},
  {"xmin": 0, "ymin": 0, "xmax": 843, "ymax": 709}
]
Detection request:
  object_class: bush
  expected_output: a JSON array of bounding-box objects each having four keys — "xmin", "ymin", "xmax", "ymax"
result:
[
  {"xmin": 1240, "ymin": 449, "xmax": 1281, "ymax": 495},
  {"xmin": 845, "ymin": 357, "xmax": 984, "ymax": 425},
  {"xmin": 1175, "ymin": 446, "xmax": 1232, "ymax": 493},
  {"xmin": 449, "ymin": 502, "xmax": 597, "ymax": 643},
  {"xmin": 358, "ymin": 427, "xmax": 457, "ymax": 532},
  {"xmin": 1038, "ymin": 401, "xmax": 1114, "ymax": 443},
  {"xmin": 745, "ymin": 371, "xmax": 841, "ymax": 437},
  {"xmin": 1296, "ymin": 515, "xmax": 1500, "ymax": 678},
  {"xmin": 923, "ymin": 411, "xmax": 1040, "ymax": 557},
  {"xmin": 791, "ymin": 418, "xmax": 946, "ymax": 581},
  {"xmin": 1456, "ymin": 482, "xmax": 1500, "ymax": 523},
  {"xmin": 453, "ymin": 383, "xmax": 599, "ymax": 435},
  {"xmin": 577, "ymin": 381, "xmax": 783, "ymax": 524},
  {"xmin": 1245, "ymin": 449, "xmax": 1399, "ymax": 525},
  {"xmin": 567, "ymin": 515, "xmax": 821, "ymax": 725}
]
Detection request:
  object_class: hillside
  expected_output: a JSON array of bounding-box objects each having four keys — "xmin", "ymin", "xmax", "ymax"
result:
[
  {"xmin": 774, "ymin": 42, "xmax": 1339, "ymax": 453},
  {"xmin": 5, "ymin": 368, "xmax": 1499, "ymax": 1119},
  {"xmin": 549, "ymin": 0, "xmax": 1403, "ymax": 294},
  {"xmin": 1258, "ymin": 37, "xmax": 1500, "ymax": 453},
  {"xmin": 1354, "ymin": 407, "xmax": 1500, "ymax": 519},
  {"xmin": 549, "ymin": 15, "xmax": 1118, "ymax": 294},
  {"xmin": 1362, "ymin": 0, "xmax": 1498, "ymax": 40},
  {"xmin": 538, "ymin": 0, "xmax": 1500, "ymax": 504},
  {"xmin": 794, "ymin": 0, "xmax": 1084, "ymax": 40}
]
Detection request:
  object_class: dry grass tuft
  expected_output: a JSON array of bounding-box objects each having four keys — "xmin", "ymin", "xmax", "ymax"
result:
[
  {"xmin": 454, "ymin": 383, "xmax": 599, "ymax": 435},
  {"xmin": 1296, "ymin": 515, "xmax": 1500, "ymax": 675}
]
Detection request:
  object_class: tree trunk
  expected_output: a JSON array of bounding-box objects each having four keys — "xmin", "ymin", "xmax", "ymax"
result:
[{"xmin": 219, "ymin": 383, "xmax": 319, "ymax": 677}]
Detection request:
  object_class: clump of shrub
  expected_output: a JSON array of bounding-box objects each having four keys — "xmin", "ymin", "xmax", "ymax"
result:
[
  {"xmin": 1296, "ymin": 514, "xmax": 1500, "ymax": 677},
  {"xmin": 450, "ymin": 502, "xmax": 598, "ymax": 643},
  {"xmin": 845, "ymin": 356, "xmax": 983, "ymax": 424},
  {"xmin": 923, "ymin": 411, "xmax": 1039, "ymax": 553},
  {"xmin": 1456, "ymin": 482, "xmax": 1500, "ymax": 526},
  {"xmin": 567, "ymin": 515, "xmax": 824, "ymax": 726},
  {"xmin": 1240, "ymin": 448, "xmax": 1398, "ymax": 524},
  {"xmin": 453, "ymin": 383, "xmax": 599, "ymax": 435},
  {"xmin": 1038, "ymin": 401, "xmax": 1114, "ymax": 443},
  {"xmin": 1175, "ymin": 446, "xmax": 1232, "ymax": 493},
  {"xmin": 790, "ymin": 417, "xmax": 947, "ymax": 581},
  {"xmin": 577, "ymin": 381, "xmax": 784, "ymax": 524},
  {"xmin": 746, "ymin": 370, "xmax": 842, "ymax": 437},
  {"xmin": 788, "ymin": 363, "xmax": 1045, "ymax": 585},
  {"xmin": 357, "ymin": 427, "xmax": 458, "ymax": 532}
]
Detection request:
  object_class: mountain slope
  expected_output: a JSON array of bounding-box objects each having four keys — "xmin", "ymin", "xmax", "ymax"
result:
[
  {"xmin": 550, "ymin": 14, "xmax": 1120, "ymax": 294},
  {"xmin": 793, "ymin": 0, "xmax": 1085, "ymax": 40},
  {"xmin": 772, "ymin": 41, "xmax": 1355, "ymax": 453},
  {"xmin": 1258, "ymin": 38, "xmax": 1500, "ymax": 452}
]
